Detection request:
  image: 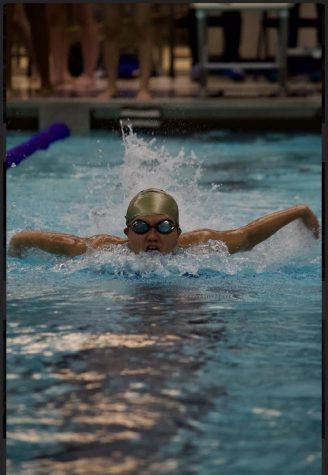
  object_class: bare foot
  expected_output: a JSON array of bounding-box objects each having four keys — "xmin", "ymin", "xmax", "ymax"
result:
[
  {"xmin": 98, "ymin": 87, "xmax": 118, "ymax": 99},
  {"xmin": 52, "ymin": 73, "xmax": 74, "ymax": 88},
  {"xmin": 135, "ymin": 88, "xmax": 151, "ymax": 101},
  {"xmin": 53, "ymin": 82, "xmax": 73, "ymax": 92},
  {"xmin": 74, "ymin": 74, "xmax": 95, "ymax": 90}
]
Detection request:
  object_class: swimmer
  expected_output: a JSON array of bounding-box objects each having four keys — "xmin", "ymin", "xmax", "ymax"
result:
[{"xmin": 9, "ymin": 188, "xmax": 320, "ymax": 258}]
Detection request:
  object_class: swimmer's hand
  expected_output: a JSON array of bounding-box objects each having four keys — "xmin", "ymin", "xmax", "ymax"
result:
[
  {"xmin": 8, "ymin": 236, "xmax": 23, "ymax": 257},
  {"xmin": 300, "ymin": 205, "xmax": 320, "ymax": 239}
]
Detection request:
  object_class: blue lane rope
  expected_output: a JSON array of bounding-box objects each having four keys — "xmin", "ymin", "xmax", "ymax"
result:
[{"xmin": 5, "ymin": 123, "xmax": 70, "ymax": 169}]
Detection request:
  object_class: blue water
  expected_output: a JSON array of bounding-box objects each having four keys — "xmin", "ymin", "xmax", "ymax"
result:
[{"xmin": 6, "ymin": 129, "xmax": 321, "ymax": 475}]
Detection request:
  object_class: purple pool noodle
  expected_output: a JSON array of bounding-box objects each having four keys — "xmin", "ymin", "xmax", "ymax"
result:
[{"xmin": 5, "ymin": 123, "xmax": 70, "ymax": 168}]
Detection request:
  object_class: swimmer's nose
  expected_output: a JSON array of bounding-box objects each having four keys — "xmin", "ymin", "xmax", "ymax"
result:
[{"xmin": 146, "ymin": 228, "xmax": 159, "ymax": 240}]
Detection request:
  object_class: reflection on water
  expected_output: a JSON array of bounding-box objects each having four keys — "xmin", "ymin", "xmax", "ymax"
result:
[
  {"xmin": 8, "ymin": 284, "xmax": 229, "ymax": 474},
  {"xmin": 7, "ymin": 277, "xmax": 321, "ymax": 475}
]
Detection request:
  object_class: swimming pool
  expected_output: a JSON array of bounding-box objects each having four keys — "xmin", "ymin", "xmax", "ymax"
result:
[{"xmin": 7, "ymin": 128, "xmax": 321, "ymax": 474}]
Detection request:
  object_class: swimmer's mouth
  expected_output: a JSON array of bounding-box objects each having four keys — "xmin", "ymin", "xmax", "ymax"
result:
[{"xmin": 146, "ymin": 246, "xmax": 160, "ymax": 251}]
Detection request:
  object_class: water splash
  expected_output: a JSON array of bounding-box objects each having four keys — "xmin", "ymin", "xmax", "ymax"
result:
[
  {"xmin": 50, "ymin": 240, "xmax": 232, "ymax": 280},
  {"xmin": 87, "ymin": 125, "xmax": 224, "ymax": 236}
]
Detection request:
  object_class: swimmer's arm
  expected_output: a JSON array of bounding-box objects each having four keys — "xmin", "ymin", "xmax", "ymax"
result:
[
  {"xmin": 8, "ymin": 231, "xmax": 88, "ymax": 257},
  {"xmin": 8, "ymin": 231, "xmax": 127, "ymax": 257},
  {"xmin": 179, "ymin": 205, "xmax": 319, "ymax": 254}
]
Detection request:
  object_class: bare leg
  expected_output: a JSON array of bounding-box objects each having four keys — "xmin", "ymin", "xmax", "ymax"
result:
[
  {"xmin": 46, "ymin": 4, "xmax": 72, "ymax": 86},
  {"xmin": 133, "ymin": 3, "xmax": 152, "ymax": 100},
  {"xmin": 5, "ymin": 5, "xmax": 14, "ymax": 92},
  {"xmin": 102, "ymin": 4, "xmax": 122, "ymax": 98},
  {"xmin": 73, "ymin": 4, "xmax": 99, "ymax": 88},
  {"xmin": 13, "ymin": 4, "xmax": 38, "ymax": 79},
  {"xmin": 24, "ymin": 4, "xmax": 52, "ymax": 93}
]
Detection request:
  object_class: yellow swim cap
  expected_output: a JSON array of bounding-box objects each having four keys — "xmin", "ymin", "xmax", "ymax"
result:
[{"xmin": 126, "ymin": 189, "xmax": 179, "ymax": 224}]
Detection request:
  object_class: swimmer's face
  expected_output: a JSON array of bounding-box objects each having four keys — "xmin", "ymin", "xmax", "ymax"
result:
[{"xmin": 124, "ymin": 214, "xmax": 181, "ymax": 254}]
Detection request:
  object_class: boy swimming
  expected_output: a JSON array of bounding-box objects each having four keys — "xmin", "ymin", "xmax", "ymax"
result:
[{"xmin": 9, "ymin": 188, "xmax": 320, "ymax": 257}]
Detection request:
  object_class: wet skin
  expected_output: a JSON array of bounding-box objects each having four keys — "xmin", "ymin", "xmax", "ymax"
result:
[{"xmin": 124, "ymin": 214, "xmax": 181, "ymax": 254}]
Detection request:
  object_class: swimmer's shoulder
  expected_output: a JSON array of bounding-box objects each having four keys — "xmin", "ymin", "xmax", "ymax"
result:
[
  {"xmin": 85, "ymin": 234, "xmax": 128, "ymax": 249},
  {"xmin": 178, "ymin": 229, "xmax": 224, "ymax": 247},
  {"xmin": 178, "ymin": 229, "xmax": 246, "ymax": 254}
]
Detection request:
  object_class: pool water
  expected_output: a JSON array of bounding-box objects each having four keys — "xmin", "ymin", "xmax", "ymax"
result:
[{"xmin": 6, "ymin": 128, "xmax": 321, "ymax": 475}]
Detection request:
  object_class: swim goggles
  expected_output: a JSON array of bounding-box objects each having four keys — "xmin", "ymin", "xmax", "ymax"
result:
[{"xmin": 129, "ymin": 219, "xmax": 177, "ymax": 235}]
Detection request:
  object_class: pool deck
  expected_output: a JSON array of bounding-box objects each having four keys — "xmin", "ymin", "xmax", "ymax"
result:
[{"xmin": 6, "ymin": 75, "xmax": 322, "ymax": 133}]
